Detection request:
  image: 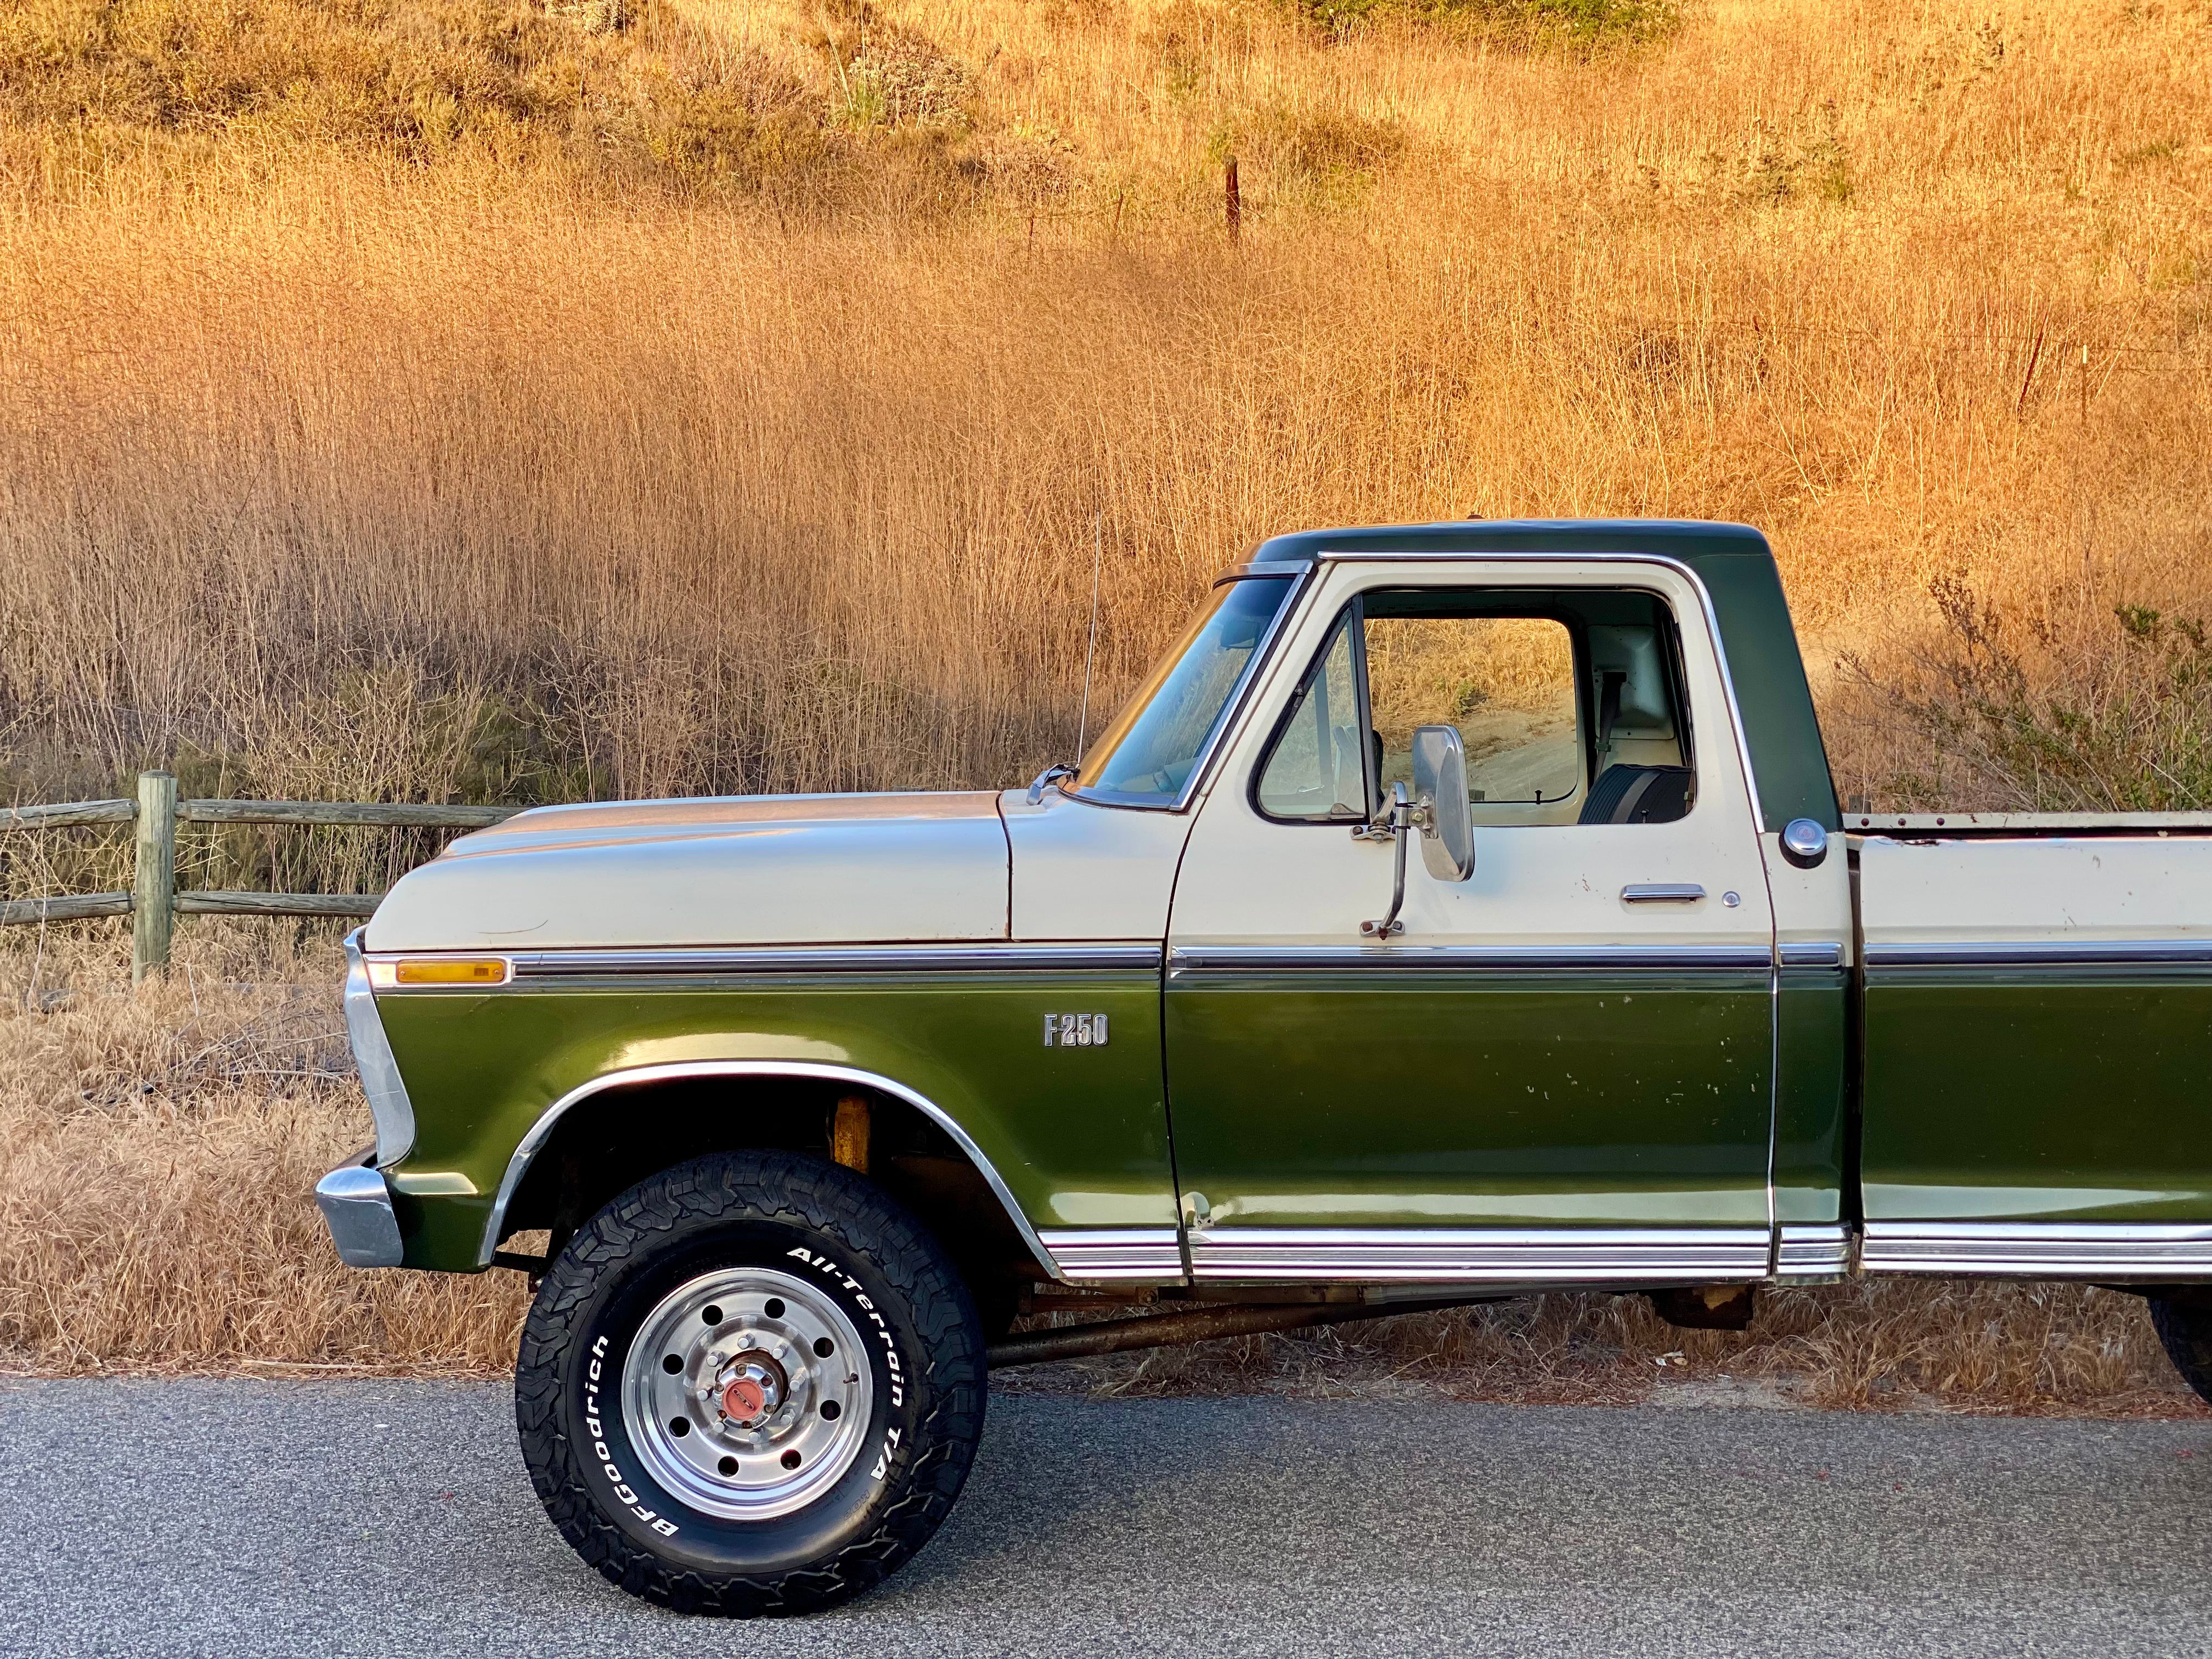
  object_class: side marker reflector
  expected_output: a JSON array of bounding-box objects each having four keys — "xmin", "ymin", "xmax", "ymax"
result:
[{"xmin": 391, "ymin": 957, "xmax": 510, "ymax": 986}]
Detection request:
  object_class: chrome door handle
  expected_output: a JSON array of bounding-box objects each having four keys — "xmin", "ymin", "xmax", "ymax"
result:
[{"xmin": 1622, "ymin": 883, "xmax": 1706, "ymax": 903}]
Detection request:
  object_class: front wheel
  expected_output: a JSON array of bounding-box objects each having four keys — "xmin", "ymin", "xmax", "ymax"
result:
[{"xmin": 515, "ymin": 1150, "xmax": 986, "ymax": 1616}]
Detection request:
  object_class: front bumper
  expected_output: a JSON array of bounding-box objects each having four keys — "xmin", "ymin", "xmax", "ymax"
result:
[{"xmin": 315, "ymin": 1152, "xmax": 405, "ymax": 1268}]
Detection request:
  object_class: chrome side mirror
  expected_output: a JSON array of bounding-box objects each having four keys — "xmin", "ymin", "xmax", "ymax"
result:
[
  {"xmin": 1410, "ymin": 725, "xmax": 1475, "ymax": 882},
  {"xmin": 1356, "ymin": 726, "xmax": 1479, "ymax": 939}
]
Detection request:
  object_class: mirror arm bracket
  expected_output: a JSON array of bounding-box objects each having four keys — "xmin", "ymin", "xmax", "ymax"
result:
[{"xmin": 1358, "ymin": 783, "xmax": 1420, "ymax": 939}]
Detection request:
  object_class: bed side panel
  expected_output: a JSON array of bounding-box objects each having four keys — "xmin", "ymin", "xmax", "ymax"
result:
[{"xmin": 1859, "ymin": 835, "xmax": 2212, "ymax": 1227}]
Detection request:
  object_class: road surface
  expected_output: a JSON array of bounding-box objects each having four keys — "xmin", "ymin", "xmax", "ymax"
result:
[{"xmin": 2, "ymin": 1379, "xmax": 2208, "ymax": 1657}]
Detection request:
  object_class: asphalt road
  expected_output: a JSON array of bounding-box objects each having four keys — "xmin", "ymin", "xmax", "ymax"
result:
[{"xmin": 3, "ymin": 1380, "xmax": 2209, "ymax": 1658}]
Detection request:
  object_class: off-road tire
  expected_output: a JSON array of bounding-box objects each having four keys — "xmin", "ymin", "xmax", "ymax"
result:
[
  {"xmin": 515, "ymin": 1150, "xmax": 986, "ymax": 1616},
  {"xmin": 2149, "ymin": 1295, "xmax": 2212, "ymax": 1406}
]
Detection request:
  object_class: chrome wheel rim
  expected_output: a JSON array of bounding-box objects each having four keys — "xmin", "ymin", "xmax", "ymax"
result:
[{"xmin": 619, "ymin": 1265, "xmax": 874, "ymax": 1521}]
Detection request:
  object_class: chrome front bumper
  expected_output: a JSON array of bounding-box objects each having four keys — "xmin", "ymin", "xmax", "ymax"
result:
[{"xmin": 315, "ymin": 1154, "xmax": 405, "ymax": 1268}]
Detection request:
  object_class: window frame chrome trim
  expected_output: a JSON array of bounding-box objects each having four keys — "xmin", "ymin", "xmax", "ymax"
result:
[
  {"xmin": 1862, "ymin": 1220, "xmax": 2212, "ymax": 1278},
  {"xmin": 1311, "ymin": 550, "xmax": 1768, "ymax": 830},
  {"xmin": 1184, "ymin": 1225, "xmax": 1773, "ymax": 1284},
  {"xmin": 1212, "ymin": 561, "xmax": 1313, "ymax": 586},
  {"xmin": 1167, "ymin": 943, "xmax": 1774, "ymax": 974},
  {"xmin": 479, "ymin": 1060, "xmax": 1067, "ymax": 1281},
  {"xmin": 1863, "ymin": 940, "xmax": 2212, "ymax": 969},
  {"xmin": 1066, "ymin": 567, "xmax": 1314, "ymax": 814},
  {"xmin": 342, "ymin": 929, "xmax": 416, "ymax": 1163},
  {"xmin": 1246, "ymin": 596, "xmax": 1376, "ymax": 829}
]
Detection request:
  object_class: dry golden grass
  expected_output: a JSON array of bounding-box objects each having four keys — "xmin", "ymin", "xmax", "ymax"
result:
[
  {"xmin": 1, "ymin": 0, "xmax": 2209, "ymax": 1395},
  {"xmin": 0, "ymin": 928, "xmax": 527, "ymax": 1374}
]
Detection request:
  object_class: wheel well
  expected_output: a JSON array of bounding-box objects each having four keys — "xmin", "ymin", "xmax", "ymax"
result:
[{"xmin": 497, "ymin": 1073, "xmax": 1047, "ymax": 1327}]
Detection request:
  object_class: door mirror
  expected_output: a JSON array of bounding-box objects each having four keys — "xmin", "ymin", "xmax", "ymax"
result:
[{"xmin": 1411, "ymin": 725, "xmax": 1475, "ymax": 882}]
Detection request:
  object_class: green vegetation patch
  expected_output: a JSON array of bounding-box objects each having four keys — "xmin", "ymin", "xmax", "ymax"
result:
[{"xmin": 1861, "ymin": 579, "xmax": 2212, "ymax": 812}]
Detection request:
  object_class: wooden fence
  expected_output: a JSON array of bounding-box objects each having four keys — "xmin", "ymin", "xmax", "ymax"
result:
[{"xmin": 1, "ymin": 771, "xmax": 519, "ymax": 980}]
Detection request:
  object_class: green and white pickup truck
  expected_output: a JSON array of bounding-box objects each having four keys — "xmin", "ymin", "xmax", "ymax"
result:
[{"xmin": 317, "ymin": 518, "xmax": 2212, "ymax": 1615}]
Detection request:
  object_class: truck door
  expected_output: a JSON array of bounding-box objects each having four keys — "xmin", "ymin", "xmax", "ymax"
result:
[{"xmin": 1163, "ymin": 558, "xmax": 1778, "ymax": 1285}]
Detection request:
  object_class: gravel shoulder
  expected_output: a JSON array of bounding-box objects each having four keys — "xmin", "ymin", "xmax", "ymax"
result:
[{"xmin": 4, "ymin": 1379, "xmax": 2211, "ymax": 1657}]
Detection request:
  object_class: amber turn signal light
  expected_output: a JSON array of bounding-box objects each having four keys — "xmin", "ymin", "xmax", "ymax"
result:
[{"xmin": 391, "ymin": 957, "xmax": 510, "ymax": 986}]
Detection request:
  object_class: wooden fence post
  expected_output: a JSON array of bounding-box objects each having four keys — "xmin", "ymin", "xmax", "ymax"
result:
[
  {"xmin": 1224, "ymin": 155, "xmax": 1240, "ymax": 246},
  {"xmin": 132, "ymin": 771, "xmax": 176, "ymax": 983}
]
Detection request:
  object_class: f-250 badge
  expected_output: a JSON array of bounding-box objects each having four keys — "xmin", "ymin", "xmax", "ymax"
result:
[{"xmin": 1042, "ymin": 1012, "xmax": 1109, "ymax": 1047}]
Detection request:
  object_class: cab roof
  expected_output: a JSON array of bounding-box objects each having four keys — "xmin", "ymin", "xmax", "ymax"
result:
[{"xmin": 1247, "ymin": 517, "xmax": 1774, "ymax": 567}]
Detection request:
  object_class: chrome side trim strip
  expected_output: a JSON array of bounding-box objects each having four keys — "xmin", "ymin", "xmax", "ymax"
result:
[
  {"xmin": 503, "ymin": 944, "xmax": 1163, "ymax": 980},
  {"xmin": 1038, "ymin": 1228, "xmax": 1186, "ymax": 1283},
  {"xmin": 1863, "ymin": 1221, "xmax": 2212, "ymax": 1278},
  {"xmin": 478, "ymin": 1060, "xmax": 1065, "ymax": 1282},
  {"xmin": 1169, "ymin": 944, "xmax": 1773, "ymax": 973},
  {"xmin": 342, "ymin": 929, "xmax": 416, "ymax": 1164},
  {"xmin": 1864, "ymin": 940, "xmax": 2212, "ymax": 969},
  {"xmin": 1779, "ymin": 942, "xmax": 1847, "ymax": 969},
  {"xmin": 1186, "ymin": 1226, "xmax": 1771, "ymax": 1284},
  {"xmin": 1316, "ymin": 550, "xmax": 1770, "ymax": 831},
  {"xmin": 1775, "ymin": 1223, "xmax": 1854, "ymax": 1280}
]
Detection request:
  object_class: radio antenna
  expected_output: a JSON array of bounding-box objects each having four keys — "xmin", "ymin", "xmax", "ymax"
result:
[{"xmin": 1075, "ymin": 513, "xmax": 1103, "ymax": 761}]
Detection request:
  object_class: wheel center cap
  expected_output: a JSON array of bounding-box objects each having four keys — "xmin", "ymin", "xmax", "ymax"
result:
[{"xmin": 718, "ymin": 1356, "xmax": 788, "ymax": 1426}]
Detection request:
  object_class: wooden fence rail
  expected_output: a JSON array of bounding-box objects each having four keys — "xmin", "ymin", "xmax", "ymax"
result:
[{"xmin": 1, "ymin": 771, "xmax": 520, "ymax": 980}]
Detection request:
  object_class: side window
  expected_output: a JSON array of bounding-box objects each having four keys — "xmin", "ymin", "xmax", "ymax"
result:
[
  {"xmin": 1254, "ymin": 586, "xmax": 1695, "ymax": 828},
  {"xmin": 1366, "ymin": 616, "xmax": 1582, "ymax": 809},
  {"xmin": 1255, "ymin": 613, "xmax": 1368, "ymax": 821}
]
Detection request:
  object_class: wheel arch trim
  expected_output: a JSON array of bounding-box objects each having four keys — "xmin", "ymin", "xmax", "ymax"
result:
[{"xmin": 477, "ymin": 1059, "xmax": 1067, "ymax": 1282}]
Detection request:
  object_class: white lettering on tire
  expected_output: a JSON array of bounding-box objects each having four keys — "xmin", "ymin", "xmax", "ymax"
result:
[
  {"xmin": 585, "ymin": 1333, "xmax": 680, "ymax": 1536},
  {"xmin": 786, "ymin": 1246, "xmax": 907, "ymax": 1418}
]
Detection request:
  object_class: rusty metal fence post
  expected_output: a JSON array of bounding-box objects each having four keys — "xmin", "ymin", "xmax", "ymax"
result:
[{"xmin": 131, "ymin": 771, "xmax": 177, "ymax": 983}]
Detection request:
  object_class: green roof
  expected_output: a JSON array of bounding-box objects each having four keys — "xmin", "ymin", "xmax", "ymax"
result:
[{"xmin": 1246, "ymin": 520, "xmax": 1838, "ymax": 833}]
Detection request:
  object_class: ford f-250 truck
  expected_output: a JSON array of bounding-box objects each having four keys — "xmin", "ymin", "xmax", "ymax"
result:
[{"xmin": 314, "ymin": 518, "xmax": 2212, "ymax": 1616}]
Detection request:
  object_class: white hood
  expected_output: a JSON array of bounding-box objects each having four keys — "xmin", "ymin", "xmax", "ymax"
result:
[{"xmin": 363, "ymin": 793, "xmax": 1010, "ymax": 952}]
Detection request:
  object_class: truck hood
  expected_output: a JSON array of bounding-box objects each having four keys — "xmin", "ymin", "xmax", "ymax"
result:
[{"xmin": 362, "ymin": 792, "xmax": 1010, "ymax": 952}]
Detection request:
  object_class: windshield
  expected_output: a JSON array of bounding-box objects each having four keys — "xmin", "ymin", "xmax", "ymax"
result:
[{"xmin": 1074, "ymin": 575, "xmax": 1298, "ymax": 806}]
